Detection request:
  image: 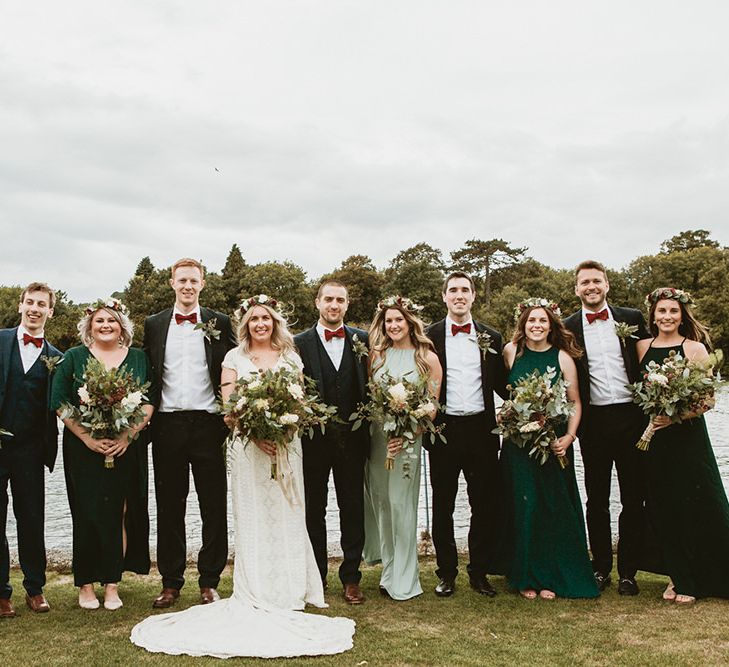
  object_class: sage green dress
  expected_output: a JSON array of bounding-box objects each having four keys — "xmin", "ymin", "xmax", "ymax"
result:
[
  {"xmin": 50, "ymin": 346, "xmax": 150, "ymax": 586},
  {"xmin": 363, "ymin": 348, "xmax": 423, "ymax": 600},
  {"xmin": 641, "ymin": 343, "xmax": 729, "ymax": 599},
  {"xmin": 499, "ymin": 346, "xmax": 598, "ymax": 598}
]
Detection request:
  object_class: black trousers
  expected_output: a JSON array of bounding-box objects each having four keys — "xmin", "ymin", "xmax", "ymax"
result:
[
  {"xmin": 0, "ymin": 436, "xmax": 46, "ymax": 599},
  {"xmin": 579, "ymin": 402, "xmax": 647, "ymax": 579},
  {"xmin": 302, "ymin": 428, "xmax": 366, "ymax": 585},
  {"xmin": 151, "ymin": 411, "xmax": 228, "ymax": 590},
  {"xmin": 428, "ymin": 413, "xmax": 500, "ymax": 581}
]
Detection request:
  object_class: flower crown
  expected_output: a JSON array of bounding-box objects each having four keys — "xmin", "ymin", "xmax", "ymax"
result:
[
  {"xmin": 646, "ymin": 287, "xmax": 693, "ymax": 307},
  {"xmin": 377, "ymin": 295, "xmax": 424, "ymax": 314},
  {"xmin": 238, "ymin": 294, "xmax": 285, "ymax": 315},
  {"xmin": 514, "ymin": 297, "xmax": 562, "ymax": 321},
  {"xmin": 85, "ymin": 297, "xmax": 128, "ymax": 316}
]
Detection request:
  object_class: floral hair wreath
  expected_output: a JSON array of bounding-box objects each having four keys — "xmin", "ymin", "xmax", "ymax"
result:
[
  {"xmin": 514, "ymin": 297, "xmax": 562, "ymax": 321},
  {"xmin": 645, "ymin": 287, "xmax": 693, "ymax": 307},
  {"xmin": 85, "ymin": 297, "xmax": 128, "ymax": 316},
  {"xmin": 377, "ymin": 295, "xmax": 424, "ymax": 314},
  {"xmin": 238, "ymin": 294, "xmax": 285, "ymax": 316}
]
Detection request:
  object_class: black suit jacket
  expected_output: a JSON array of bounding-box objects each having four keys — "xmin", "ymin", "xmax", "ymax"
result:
[
  {"xmin": 0, "ymin": 327, "xmax": 62, "ymax": 471},
  {"xmin": 563, "ymin": 304, "xmax": 650, "ymax": 428},
  {"xmin": 426, "ymin": 319, "xmax": 508, "ymax": 447},
  {"xmin": 143, "ymin": 307, "xmax": 237, "ymax": 409}
]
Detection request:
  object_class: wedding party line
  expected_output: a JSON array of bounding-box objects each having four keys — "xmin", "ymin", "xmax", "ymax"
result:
[{"xmin": 1, "ymin": 253, "xmax": 728, "ymax": 660}]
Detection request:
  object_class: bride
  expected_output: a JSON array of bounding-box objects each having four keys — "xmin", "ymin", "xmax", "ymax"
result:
[{"xmin": 131, "ymin": 296, "xmax": 355, "ymax": 658}]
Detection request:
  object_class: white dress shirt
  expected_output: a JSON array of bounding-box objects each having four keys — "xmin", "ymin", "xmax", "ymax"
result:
[
  {"xmin": 316, "ymin": 322, "xmax": 345, "ymax": 371},
  {"xmin": 16, "ymin": 325, "xmax": 44, "ymax": 373},
  {"xmin": 444, "ymin": 316, "xmax": 485, "ymax": 416},
  {"xmin": 159, "ymin": 306, "xmax": 217, "ymax": 413},
  {"xmin": 581, "ymin": 306, "xmax": 633, "ymax": 405}
]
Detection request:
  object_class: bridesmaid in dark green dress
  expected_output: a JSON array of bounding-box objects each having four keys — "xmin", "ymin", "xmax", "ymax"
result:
[
  {"xmin": 637, "ymin": 288, "xmax": 729, "ymax": 605},
  {"xmin": 499, "ymin": 300, "xmax": 598, "ymax": 600},
  {"xmin": 50, "ymin": 299, "xmax": 153, "ymax": 610}
]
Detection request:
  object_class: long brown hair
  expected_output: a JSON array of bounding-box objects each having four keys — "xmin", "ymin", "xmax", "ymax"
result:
[
  {"xmin": 368, "ymin": 303, "xmax": 435, "ymax": 378},
  {"xmin": 647, "ymin": 291, "xmax": 712, "ymax": 347},
  {"xmin": 512, "ymin": 306, "xmax": 582, "ymax": 359}
]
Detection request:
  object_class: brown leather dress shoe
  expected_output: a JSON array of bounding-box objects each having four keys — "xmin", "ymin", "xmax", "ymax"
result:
[
  {"xmin": 26, "ymin": 594, "xmax": 50, "ymax": 613},
  {"xmin": 343, "ymin": 583, "xmax": 365, "ymax": 604},
  {"xmin": 152, "ymin": 588, "xmax": 180, "ymax": 609},
  {"xmin": 0, "ymin": 598, "xmax": 16, "ymax": 618},
  {"xmin": 200, "ymin": 587, "xmax": 220, "ymax": 604}
]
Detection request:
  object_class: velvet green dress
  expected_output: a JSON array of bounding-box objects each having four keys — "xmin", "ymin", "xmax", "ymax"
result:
[
  {"xmin": 641, "ymin": 343, "xmax": 729, "ymax": 599},
  {"xmin": 50, "ymin": 346, "xmax": 150, "ymax": 586},
  {"xmin": 499, "ymin": 346, "xmax": 598, "ymax": 598}
]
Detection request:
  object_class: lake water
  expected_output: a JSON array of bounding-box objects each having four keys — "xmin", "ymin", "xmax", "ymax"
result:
[{"xmin": 7, "ymin": 393, "xmax": 729, "ymax": 565}]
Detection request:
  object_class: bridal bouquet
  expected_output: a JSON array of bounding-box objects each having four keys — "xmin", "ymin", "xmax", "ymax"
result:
[
  {"xmin": 221, "ymin": 366, "xmax": 338, "ymax": 479},
  {"xmin": 493, "ymin": 366, "xmax": 575, "ymax": 468},
  {"xmin": 629, "ymin": 349, "xmax": 724, "ymax": 451},
  {"xmin": 59, "ymin": 357, "xmax": 150, "ymax": 468},
  {"xmin": 350, "ymin": 372, "xmax": 444, "ymax": 477}
]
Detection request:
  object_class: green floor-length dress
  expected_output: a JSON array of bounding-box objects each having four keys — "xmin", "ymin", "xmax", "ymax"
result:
[
  {"xmin": 641, "ymin": 343, "xmax": 729, "ymax": 599},
  {"xmin": 50, "ymin": 345, "xmax": 150, "ymax": 586},
  {"xmin": 363, "ymin": 348, "xmax": 423, "ymax": 600},
  {"xmin": 499, "ymin": 346, "xmax": 598, "ymax": 598}
]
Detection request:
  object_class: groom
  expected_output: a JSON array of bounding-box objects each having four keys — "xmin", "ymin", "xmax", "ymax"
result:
[
  {"xmin": 294, "ymin": 280, "xmax": 369, "ymax": 604},
  {"xmin": 0, "ymin": 283, "xmax": 61, "ymax": 618},
  {"xmin": 144, "ymin": 258, "xmax": 236, "ymax": 608},
  {"xmin": 564, "ymin": 260, "xmax": 649, "ymax": 595}
]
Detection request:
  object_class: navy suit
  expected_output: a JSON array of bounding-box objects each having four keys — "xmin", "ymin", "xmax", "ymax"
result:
[{"xmin": 0, "ymin": 327, "xmax": 61, "ymax": 600}]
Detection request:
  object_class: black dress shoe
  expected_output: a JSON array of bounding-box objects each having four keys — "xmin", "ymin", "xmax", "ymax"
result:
[
  {"xmin": 434, "ymin": 579, "xmax": 456, "ymax": 597},
  {"xmin": 594, "ymin": 572, "xmax": 611, "ymax": 591},
  {"xmin": 469, "ymin": 576, "xmax": 497, "ymax": 597},
  {"xmin": 618, "ymin": 577, "xmax": 639, "ymax": 596}
]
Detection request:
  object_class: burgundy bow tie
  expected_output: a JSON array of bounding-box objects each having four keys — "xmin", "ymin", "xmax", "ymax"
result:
[
  {"xmin": 586, "ymin": 309, "xmax": 609, "ymax": 324},
  {"xmin": 451, "ymin": 323, "xmax": 472, "ymax": 336},
  {"xmin": 175, "ymin": 313, "xmax": 198, "ymax": 325},
  {"xmin": 324, "ymin": 327, "xmax": 345, "ymax": 342},
  {"xmin": 22, "ymin": 333, "xmax": 44, "ymax": 348}
]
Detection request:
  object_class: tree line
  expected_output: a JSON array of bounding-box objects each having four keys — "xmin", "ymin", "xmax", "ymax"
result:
[{"xmin": 1, "ymin": 230, "xmax": 727, "ymax": 354}]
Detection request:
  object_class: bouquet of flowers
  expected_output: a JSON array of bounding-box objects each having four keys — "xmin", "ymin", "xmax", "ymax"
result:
[
  {"xmin": 350, "ymin": 372, "xmax": 444, "ymax": 477},
  {"xmin": 221, "ymin": 365, "xmax": 338, "ymax": 479},
  {"xmin": 629, "ymin": 349, "xmax": 724, "ymax": 451},
  {"xmin": 493, "ymin": 366, "xmax": 575, "ymax": 468},
  {"xmin": 59, "ymin": 357, "xmax": 150, "ymax": 468}
]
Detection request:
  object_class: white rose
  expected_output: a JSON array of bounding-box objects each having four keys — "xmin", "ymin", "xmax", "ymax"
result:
[
  {"xmin": 288, "ymin": 383, "xmax": 304, "ymax": 400},
  {"xmin": 388, "ymin": 382, "xmax": 410, "ymax": 403},
  {"xmin": 258, "ymin": 294, "xmax": 268, "ymax": 303},
  {"xmin": 647, "ymin": 372, "xmax": 669, "ymax": 386},
  {"xmin": 279, "ymin": 413, "xmax": 299, "ymax": 425},
  {"xmin": 413, "ymin": 401, "xmax": 435, "ymax": 418},
  {"xmin": 247, "ymin": 380, "xmax": 262, "ymax": 391},
  {"xmin": 78, "ymin": 385, "xmax": 90, "ymax": 404},
  {"xmin": 121, "ymin": 391, "xmax": 143, "ymax": 409},
  {"xmin": 235, "ymin": 396, "xmax": 248, "ymax": 410},
  {"xmin": 252, "ymin": 398, "xmax": 269, "ymax": 410},
  {"xmin": 106, "ymin": 299, "xmax": 116, "ymax": 308},
  {"xmin": 519, "ymin": 421, "xmax": 542, "ymax": 433}
]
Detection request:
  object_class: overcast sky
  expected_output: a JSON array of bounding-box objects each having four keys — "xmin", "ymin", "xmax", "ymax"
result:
[{"xmin": 2, "ymin": 1, "xmax": 728, "ymax": 303}]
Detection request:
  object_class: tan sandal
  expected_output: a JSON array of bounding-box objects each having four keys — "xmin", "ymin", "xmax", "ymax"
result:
[
  {"xmin": 539, "ymin": 589, "xmax": 556, "ymax": 600},
  {"xmin": 520, "ymin": 589, "xmax": 537, "ymax": 599},
  {"xmin": 675, "ymin": 594, "xmax": 696, "ymax": 605},
  {"xmin": 662, "ymin": 584, "xmax": 676, "ymax": 601}
]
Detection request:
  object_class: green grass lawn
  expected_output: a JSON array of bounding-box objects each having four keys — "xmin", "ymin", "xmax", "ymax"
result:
[{"xmin": 2, "ymin": 558, "xmax": 728, "ymax": 666}]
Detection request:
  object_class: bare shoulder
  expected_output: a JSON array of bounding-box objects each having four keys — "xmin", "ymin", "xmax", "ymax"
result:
[
  {"xmin": 636, "ymin": 337, "xmax": 652, "ymax": 355},
  {"xmin": 503, "ymin": 341, "xmax": 517, "ymax": 368},
  {"xmin": 683, "ymin": 339, "xmax": 709, "ymax": 361},
  {"xmin": 558, "ymin": 349, "xmax": 577, "ymax": 371}
]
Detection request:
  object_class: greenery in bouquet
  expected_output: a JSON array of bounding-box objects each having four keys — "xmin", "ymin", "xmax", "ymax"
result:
[
  {"xmin": 220, "ymin": 364, "xmax": 339, "ymax": 479},
  {"xmin": 493, "ymin": 366, "xmax": 575, "ymax": 468},
  {"xmin": 59, "ymin": 357, "xmax": 150, "ymax": 468},
  {"xmin": 629, "ymin": 349, "xmax": 724, "ymax": 451},
  {"xmin": 350, "ymin": 371, "xmax": 444, "ymax": 478}
]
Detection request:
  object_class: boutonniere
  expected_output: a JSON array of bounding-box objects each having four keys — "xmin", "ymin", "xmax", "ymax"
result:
[
  {"xmin": 474, "ymin": 330, "xmax": 497, "ymax": 360},
  {"xmin": 195, "ymin": 318, "xmax": 221, "ymax": 342},
  {"xmin": 351, "ymin": 333, "xmax": 369, "ymax": 361},
  {"xmin": 41, "ymin": 355, "xmax": 64, "ymax": 373},
  {"xmin": 614, "ymin": 321, "xmax": 639, "ymax": 346}
]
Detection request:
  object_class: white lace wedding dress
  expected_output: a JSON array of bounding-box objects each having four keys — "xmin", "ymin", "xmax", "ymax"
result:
[{"xmin": 130, "ymin": 349, "xmax": 355, "ymax": 659}]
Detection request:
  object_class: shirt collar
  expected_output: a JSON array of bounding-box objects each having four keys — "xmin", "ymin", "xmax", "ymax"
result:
[
  {"xmin": 17, "ymin": 324, "xmax": 45, "ymax": 341},
  {"xmin": 445, "ymin": 315, "xmax": 474, "ymax": 337}
]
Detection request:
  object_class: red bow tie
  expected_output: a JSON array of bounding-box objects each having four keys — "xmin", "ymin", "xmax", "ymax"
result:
[
  {"xmin": 324, "ymin": 327, "xmax": 345, "ymax": 342},
  {"xmin": 586, "ymin": 309, "xmax": 609, "ymax": 324},
  {"xmin": 23, "ymin": 333, "xmax": 44, "ymax": 348},
  {"xmin": 175, "ymin": 313, "xmax": 198, "ymax": 325},
  {"xmin": 451, "ymin": 323, "xmax": 472, "ymax": 336}
]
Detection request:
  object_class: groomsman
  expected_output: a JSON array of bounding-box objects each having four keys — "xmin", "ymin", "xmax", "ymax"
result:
[
  {"xmin": 294, "ymin": 281, "xmax": 369, "ymax": 604},
  {"xmin": 144, "ymin": 258, "xmax": 236, "ymax": 608},
  {"xmin": 564, "ymin": 260, "xmax": 649, "ymax": 595},
  {"xmin": 426, "ymin": 272, "xmax": 507, "ymax": 597},
  {"xmin": 0, "ymin": 283, "xmax": 61, "ymax": 617}
]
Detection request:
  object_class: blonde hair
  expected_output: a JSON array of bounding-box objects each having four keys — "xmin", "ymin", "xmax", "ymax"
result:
[
  {"xmin": 368, "ymin": 303, "xmax": 435, "ymax": 378},
  {"xmin": 235, "ymin": 303, "xmax": 296, "ymax": 356},
  {"xmin": 78, "ymin": 307, "xmax": 134, "ymax": 347}
]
